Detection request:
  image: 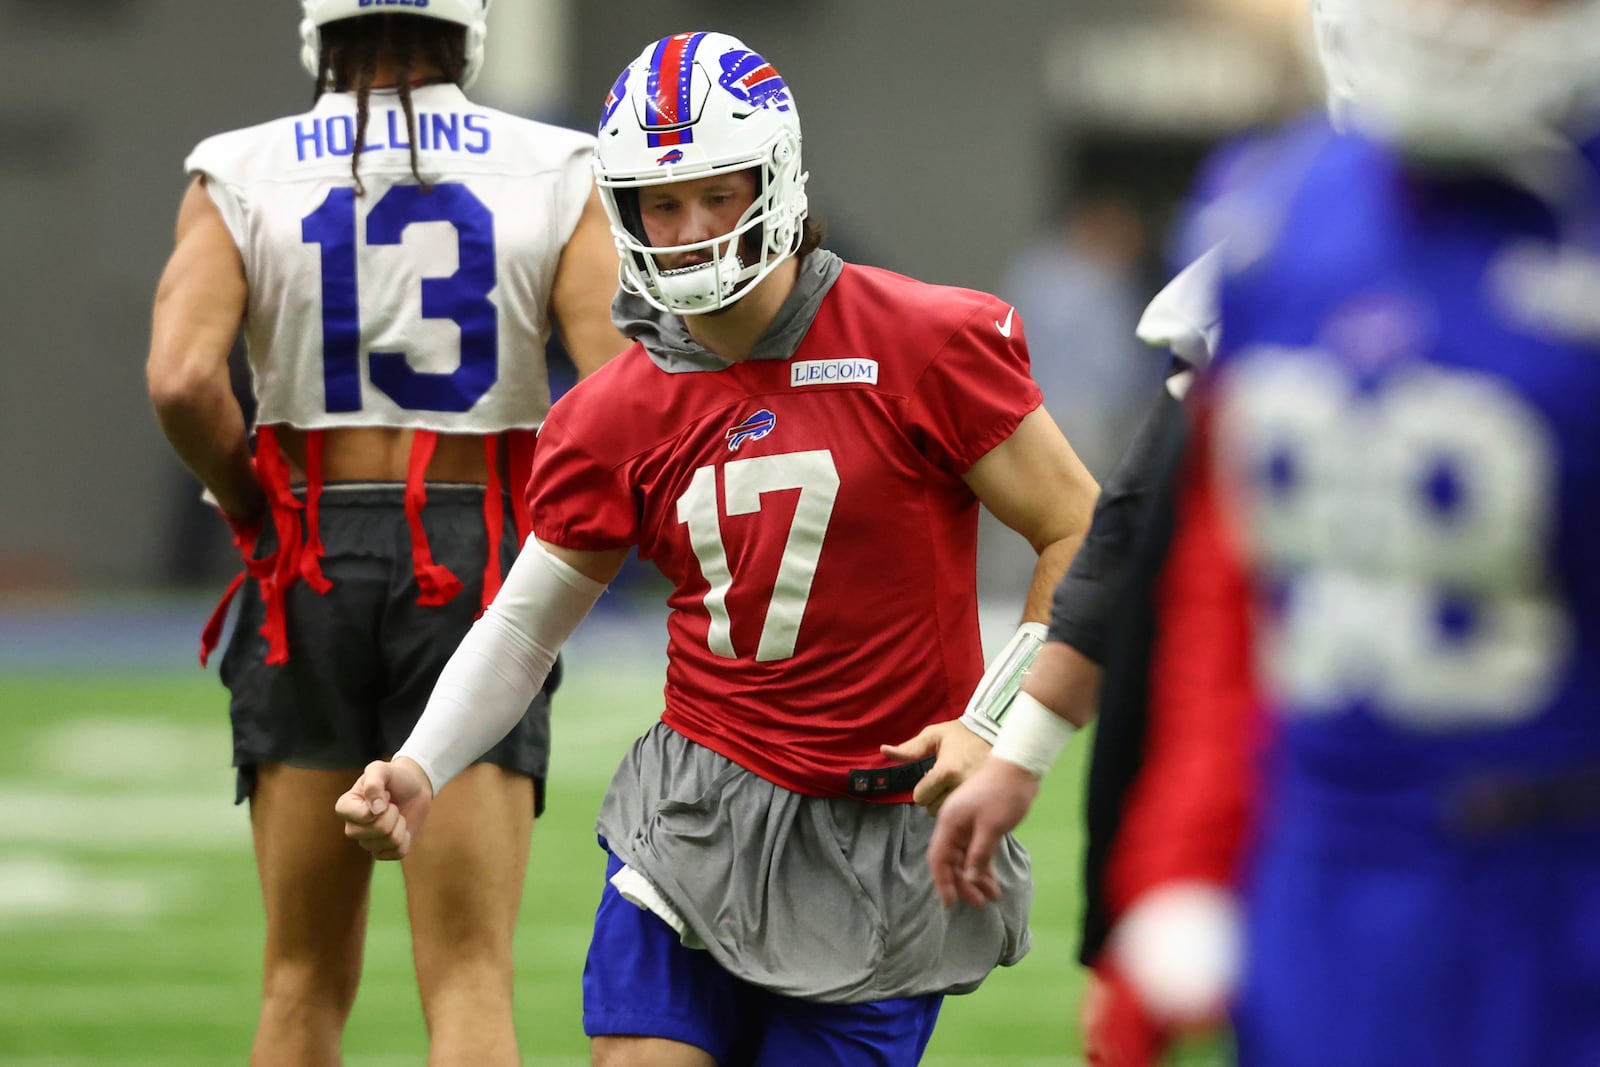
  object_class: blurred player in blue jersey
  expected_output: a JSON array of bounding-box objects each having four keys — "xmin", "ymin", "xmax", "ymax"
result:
[
  {"xmin": 145, "ymin": 2, "xmax": 625, "ymax": 1062},
  {"xmin": 1089, "ymin": 1, "xmax": 1600, "ymax": 1064}
]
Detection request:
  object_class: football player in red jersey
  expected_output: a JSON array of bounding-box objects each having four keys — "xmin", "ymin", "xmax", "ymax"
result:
[{"xmin": 337, "ymin": 30, "xmax": 1099, "ymax": 1065}]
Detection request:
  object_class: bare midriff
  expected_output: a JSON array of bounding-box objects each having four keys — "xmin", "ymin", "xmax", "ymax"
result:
[{"xmin": 271, "ymin": 425, "xmax": 507, "ymax": 485}]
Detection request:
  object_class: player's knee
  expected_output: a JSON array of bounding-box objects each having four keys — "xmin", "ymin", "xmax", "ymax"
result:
[
  {"xmin": 261, "ymin": 956, "xmax": 361, "ymax": 1019},
  {"xmin": 590, "ymin": 1036, "xmax": 712, "ymax": 1067},
  {"xmin": 416, "ymin": 955, "xmax": 515, "ymax": 1014}
]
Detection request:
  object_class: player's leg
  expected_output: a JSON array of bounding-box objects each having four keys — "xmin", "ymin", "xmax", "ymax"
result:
[
  {"xmin": 591, "ymin": 1038, "xmax": 718, "ymax": 1067},
  {"xmin": 223, "ymin": 515, "xmax": 391, "ymax": 1067},
  {"xmin": 398, "ymin": 762, "xmax": 532, "ymax": 1067},
  {"xmin": 585, "ymin": 851, "xmax": 746, "ymax": 1067},
  {"xmin": 382, "ymin": 487, "xmax": 548, "ymax": 1065},
  {"xmin": 749, "ymin": 990, "xmax": 942, "ymax": 1067},
  {"xmin": 248, "ymin": 763, "xmax": 375, "ymax": 1067},
  {"xmin": 1232, "ymin": 832, "xmax": 1469, "ymax": 1067}
]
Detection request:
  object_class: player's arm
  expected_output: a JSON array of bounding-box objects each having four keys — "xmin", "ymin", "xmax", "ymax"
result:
[
  {"xmin": 336, "ymin": 539, "xmax": 627, "ymax": 859},
  {"xmin": 885, "ymin": 408, "xmax": 1097, "ymax": 816},
  {"xmin": 929, "ymin": 264, "xmax": 1212, "ymax": 904},
  {"xmin": 1102, "ymin": 410, "xmax": 1257, "ymax": 1034},
  {"xmin": 549, "ymin": 186, "xmax": 630, "ymax": 379},
  {"xmin": 146, "ymin": 177, "xmax": 261, "ymax": 522},
  {"xmin": 929, "ymin": 393, "xmax": 1187, "ymax": 908},
  {"xmin": 963, "ymin": 405, "xmax": 1099, "ymax": 624}
]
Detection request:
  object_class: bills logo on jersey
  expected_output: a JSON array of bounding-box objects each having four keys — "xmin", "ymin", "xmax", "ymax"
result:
[
  {"xmin": 718, "ymin": 49, "xmax": 791, "ymax": 112},
  {"xmin": 600, "ymin": 68, "xmax": 629, "ymax": 132},
  {"xmin": 726, "ymin": 409, "xmax": 777, "ymax": 451},
  {"xmin": 657, "ymin": 149, "xmax": 685, "ymax": 165}
]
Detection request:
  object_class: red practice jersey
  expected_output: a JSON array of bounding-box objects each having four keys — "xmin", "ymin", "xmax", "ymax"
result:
[{"xmin": 530, "ymin": 262, "xmax": 1042, "ymax": 798}]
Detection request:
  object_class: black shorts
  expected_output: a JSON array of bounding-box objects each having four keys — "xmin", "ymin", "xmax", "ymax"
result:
[{"xmin": 220, "ymin": 484, "xmax": 557, "ymax": 813}]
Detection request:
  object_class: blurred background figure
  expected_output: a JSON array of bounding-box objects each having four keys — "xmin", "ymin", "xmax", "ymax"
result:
[
  {"xmin": 980, "ymin": 183, "xmax": 1168, "ymax": 616},
  {"xmin": 1000, "ymin": 187, "xmax": 1160, "ymax": 482}
]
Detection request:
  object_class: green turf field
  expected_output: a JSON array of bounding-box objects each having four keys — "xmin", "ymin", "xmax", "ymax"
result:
[{"xmin": 0, "ymin": 659, "xmax": 1226, "ymax": 1066}]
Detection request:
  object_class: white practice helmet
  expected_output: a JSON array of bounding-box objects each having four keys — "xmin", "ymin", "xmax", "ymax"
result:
[
  {"xmin": 300, "ymin": 0, "xmax": 492, "ymax": 89},
  {"xmin": 1310, "ymin": 0, "xmax": 1600, "ymax": 162},
  {"xmin": 594, "ymin": 31, "xmax": 809, "ymax": 315}
]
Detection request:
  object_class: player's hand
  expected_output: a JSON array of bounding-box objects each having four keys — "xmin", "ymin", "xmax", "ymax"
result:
[
  {"xmin": 925, "ymin": 754, "xmax": 1040, "ymax": 908},
  {"xmin": 881, "ymin": 719, "xmax": 991, "ymax": 816},
  {"xmin": 1083, "ymin": 961, "xmax": 1172, "ymax": 1067},
  {"xmin": 334, "ymin": 757, "xmax": 434, "ymax": 861}
]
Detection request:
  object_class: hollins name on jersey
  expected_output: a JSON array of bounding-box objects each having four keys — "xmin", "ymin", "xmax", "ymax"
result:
[{"xmin": 294, "ymin": 109, "xmax": 491, "ymax": 162}]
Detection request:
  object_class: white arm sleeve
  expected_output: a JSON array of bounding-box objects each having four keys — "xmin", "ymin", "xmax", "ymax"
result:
[{"xmin": 396, "ymin": 540, "xmax": 607, "ymax": 793}]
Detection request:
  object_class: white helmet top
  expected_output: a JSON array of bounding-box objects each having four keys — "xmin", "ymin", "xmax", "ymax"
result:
[
  {"xmin": 1310, "ymin": 0, "xmax": 1600, "ymax": 165},
  {"xmin": 300, "ymin": 0, "xmax": 492, "ymax": 89},
  {"xmin": 594, "ymin": 31, "xmax": 809, "ymax": 316}
]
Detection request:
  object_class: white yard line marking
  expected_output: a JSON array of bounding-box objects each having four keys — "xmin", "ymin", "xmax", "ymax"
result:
[
  {"xmin": 30, "ymin": 718, "xmax": 224, "ymax": 785},
  {"xmin": 0, "ymin": 856, "xmax": 167, "ymax": 920},
  {"xmin": 0, "ymin": 790, "xmax": 248, "ymax": 849}
]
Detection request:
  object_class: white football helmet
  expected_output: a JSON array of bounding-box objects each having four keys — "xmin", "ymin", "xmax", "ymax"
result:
[
  {"xmin": 300, "ymin": 0, "xmax": 492, "ymax": 89},
  {"xmin": 1311, "ymin": 0, "xmax": 1600, "ymax": 161},
  {"xmin": 594, "ymin": 31, "xmax": 809, "ymax": 316}
]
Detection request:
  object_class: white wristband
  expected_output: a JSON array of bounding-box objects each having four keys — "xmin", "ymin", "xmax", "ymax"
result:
[{"xmin": 991, "ymin": 692, "xmax": 1076, "ymax": 778}]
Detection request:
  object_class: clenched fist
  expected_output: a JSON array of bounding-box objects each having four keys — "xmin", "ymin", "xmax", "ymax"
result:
[{"xmin": 334, "ymin": 757, "xmax": 435, "ymax": 860}]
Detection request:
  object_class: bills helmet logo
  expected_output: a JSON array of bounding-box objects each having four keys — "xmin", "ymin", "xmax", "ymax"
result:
[
  {"xmin": 726, "ymin": 409, "xmax": 777, "ymax": 451},
  {"xmin": 600, "ymin": 68, "xmax": 629, "ymax": 131},
  {"xmin": 656, "ymin": 149, "xmax": 685, "ymax": 165},
  {"xmin": 718, "ymin": 49, "xmax": 791, "ymax": 112},
  {"xmin": 643, "ymin": 31, "xmax": 709, "ymax": 149}
]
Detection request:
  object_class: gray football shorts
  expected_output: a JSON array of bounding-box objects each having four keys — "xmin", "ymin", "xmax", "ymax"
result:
[
  {"xmin": 220, "ymin": 484, "xmax": 557, "ymax": 812},
  {"xmin": 597, "ymin": 722, "xmax": 1033, "ymax": 1002}
]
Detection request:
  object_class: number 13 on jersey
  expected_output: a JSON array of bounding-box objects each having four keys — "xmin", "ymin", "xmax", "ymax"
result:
[{"xmin": 302, "ymin": 182, "xmax": 498, "ymax": 414}]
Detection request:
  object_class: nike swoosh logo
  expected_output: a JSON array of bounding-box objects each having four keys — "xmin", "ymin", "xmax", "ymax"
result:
[{"xmin": 995, "ymin": 307, "xmax": 1015, "ymax": 338}]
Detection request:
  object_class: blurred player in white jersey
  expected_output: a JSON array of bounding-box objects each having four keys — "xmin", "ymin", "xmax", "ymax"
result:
[
  {"xmin": 145, "ymin": 2, "xmax": 627, "ymax": 1062},
  {"xmin": 334, "ymin": 30, "xmax": 1101, "ymax": 1066}
]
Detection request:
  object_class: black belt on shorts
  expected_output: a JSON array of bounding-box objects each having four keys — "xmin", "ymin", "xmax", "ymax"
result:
[{"xmin": 847, "ymin": 756, "xmax": 936, "ymax": 797}]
